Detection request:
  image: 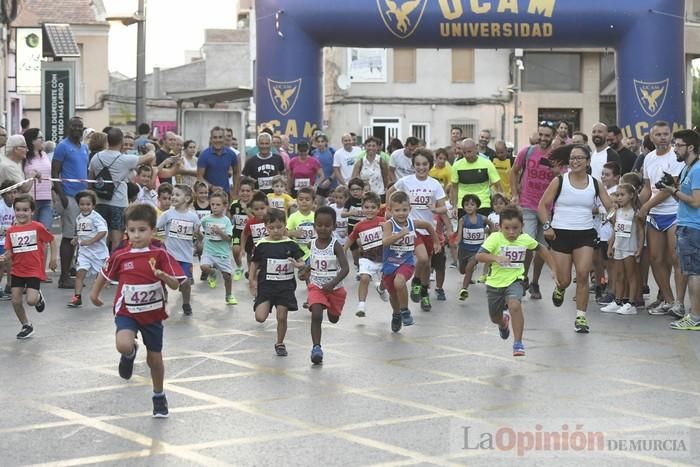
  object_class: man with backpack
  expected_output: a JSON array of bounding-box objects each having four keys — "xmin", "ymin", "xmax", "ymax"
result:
[
  {"xmin": 510, "ymin": 120, "xmax": 557, "ymax": 299},
  {"xmin": 88, "ymin": 128, "xmax": 154, "ymax": 251}
]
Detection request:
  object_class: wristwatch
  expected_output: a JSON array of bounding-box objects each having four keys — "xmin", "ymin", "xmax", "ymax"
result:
[{"xmin": 542, "ymin": 222, "xmax": 552, "ymax": 231}]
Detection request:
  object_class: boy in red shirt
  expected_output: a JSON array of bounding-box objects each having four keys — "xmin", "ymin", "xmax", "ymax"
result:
[
  {"xmin": 345, "ymin": 192, "xmax": 388, "ymax": 316},
  {"xmin": 1, "ymin": 194, "xmax": 57, "ymax": 339},
  {"xmin": 90, "ymin": 204, "xmax": 185, "ymax": 418}
]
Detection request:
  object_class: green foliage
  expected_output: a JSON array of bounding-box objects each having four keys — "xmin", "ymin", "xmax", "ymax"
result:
[{"xmin": 693, "ymin": 67, "xmax": 700, "ymax": 129}]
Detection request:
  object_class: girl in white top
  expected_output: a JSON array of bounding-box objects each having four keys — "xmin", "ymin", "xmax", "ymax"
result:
[
  {"xmin": 177, "ymin": 140, "xmax": 198, "ymax": 186},
  {"xmin": 351, "ymin": 137, "xmax": 389, "ymax": 197},
  {"xmin": 538, "ymin": 144, "xmax": 613, "ymax": 334}
]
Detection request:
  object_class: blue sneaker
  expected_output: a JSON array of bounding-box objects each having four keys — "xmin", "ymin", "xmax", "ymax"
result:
[
  {"xmin": 513, "ymin": 341, "xmax": 525, "ymax": 357},
  {"xmin": 400, "ymin": 309, "xmax": 414, "ymax": 326},
  {"xmin": 310, "ymin": 345, "xmax": 323, "ymax": 364},
  {"xmin": 435, "ymin": 288, "xmax": 446, "ymax": 301},
  {"xmin": 391, "ymin": 313, "xmax": 402, "ymax": 332},
  {"xmin": 499, "ymin": 311, "xmax": 511, "ymax": 340}
]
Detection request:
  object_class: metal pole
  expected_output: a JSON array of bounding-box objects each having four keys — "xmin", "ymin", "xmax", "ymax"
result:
[
  {"xmin": 135, "ymin": 0, "xmax": 146, "ymax": 129},
  {"xmin": 513, "ymin": 60, "xmax": 520, "ymax": 151}
]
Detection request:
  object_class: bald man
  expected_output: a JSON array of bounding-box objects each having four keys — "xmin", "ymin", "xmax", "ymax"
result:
[
  {"xmin": 590, "ymin": 122, "xmax": 620, "ymax": 180},
  {"xmin": 450, "ymin": 138, "xmax": 501, "ymax": 217},
  {"xmin": 332, "ymin": 133, "xmax": 361, "ymax": 185}
]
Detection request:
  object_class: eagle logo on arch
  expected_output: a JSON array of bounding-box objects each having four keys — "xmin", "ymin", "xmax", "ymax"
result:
[
  {"xmin": 268, "ymin": 78, "xmax": 302, "ymax": 116},
  {"xmin": 377, "ymin": 0, "xmax": 428, "ymax": 39},
  {"xmin": 634, "ymin": 79, "xmax": 669, "ymax": 118}
]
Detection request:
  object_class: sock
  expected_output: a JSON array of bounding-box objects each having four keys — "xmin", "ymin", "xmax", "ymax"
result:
[
  {"xmin": 576, "ymin": 310, "xmax": 586, "ymax": 317},
  {"xmin": 153, "ymin": 391, "xmax": 164, "ymax": 397},
  {"xmin": 358, "ymin": 301, "xmax": 366, "ymax": 311},
  {"xmin": 691, "ymin": 313, "xmax": 700, "ymax": 321}
]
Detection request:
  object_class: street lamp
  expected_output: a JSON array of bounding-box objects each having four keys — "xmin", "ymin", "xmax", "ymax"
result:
[{"xmin": 106, "ymin": 0, "xmax": 147, "ymax": 131}]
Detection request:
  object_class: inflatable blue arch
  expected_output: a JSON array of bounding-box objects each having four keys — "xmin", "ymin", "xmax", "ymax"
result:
[{"xmin": 255, "ymin": 0, "xmax": 686, "ymax": 142}]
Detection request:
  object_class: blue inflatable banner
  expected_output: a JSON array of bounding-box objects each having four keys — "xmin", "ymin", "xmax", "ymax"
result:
[{"xmin": 255, "ymin": 0, "xmax": 686, "ymax": 142}]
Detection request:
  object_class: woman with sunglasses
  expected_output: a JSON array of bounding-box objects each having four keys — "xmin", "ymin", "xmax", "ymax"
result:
[{"xmin": 537, "ymin": 144, "xmax": 614, "ymax": 334}]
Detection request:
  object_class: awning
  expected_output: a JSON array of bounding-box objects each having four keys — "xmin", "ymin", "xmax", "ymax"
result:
[{"xmin": 166, "ymin": 87, "xmax": 253, "ymax": 104}]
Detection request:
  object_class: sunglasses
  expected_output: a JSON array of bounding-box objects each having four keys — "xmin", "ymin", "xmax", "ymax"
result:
[{"xmin": 539, "ymin": 120, "xmax": 556, "ymax": 129}]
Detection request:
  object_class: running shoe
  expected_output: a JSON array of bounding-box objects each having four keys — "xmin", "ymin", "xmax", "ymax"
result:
[
  {"xmin": 552, "ymin": 287, "xmax": 565, "ymax": 307},
  {"xmin": 310, "ymin": 345, "xmax": 323, "ymax": 364},
  {"xmin": 670, "ymin": 314, "xmax": 700, "ymax": 331},
  {"xmin": 600, "ymin": 301, "xmax": 621, "ymax": 313},
  {"xmin": 669, "ymin": 303, "xmax": 686, "ymax": 318},
  {"xmin": 435, "ymin": 288, "xmax": 446, "ymax": 301},
  {"xmin": 597, "ymin": 292, "xmax": 615, "ymax": 305},
  {"xmin": 529, "ymin": 283, "xmax": 542, "ymax": 300},
  {"xmin": 182, "ymin": 303, "xmax": 192, "ymax": 315},
  {"xmin": 207, "ymin": 272, "xmax": 217, "ymax": 289},
  {"xmin": 225, "ymin": 294, "xmax": 238, "ymax": 305},
  {"xmin": 401, "ymin": 309, "xmax": 414, "ymax": 326},
  {"xmin": 512, "ymin": 341, "xmax": 525, "ymax": 357},
  {"xmin": 574, "ymin": 315, "xmax": 590, "ymax": 333},
  {"xmin": 420, "ymin": 296, "xmax": 432, "ymax": 312},
  {"xmin": 152, "ymin": 394, "xmax": 169, "ymax": 418},
  {"xmin": 391, "ymin": 313, "xmax": 402, "ymax": 332},
  {"xmin": 355, "ymin": 309, "xmax": 366, "ymax": 318},
  {"xmin": 616, "ymin": 303, "xmax": 637, "ymax": 315},
  {"xmin": 118, "ymin": 341, "xmax": 138, "ymax": 380},
  {"xmin": 233, "ymin": 267, "xmax": 244, "ymax": 281},
  {"xmin": 67, "ymin": 295, "xmax": 82, "ymax": 308},
  {"xmin": 648, "ymin": 302, "xmax": 672, "ymax": 316},
  {"xmin": 376, "ymin": 283, "xmax": 389, "ymax": 302},
  {"xmin": 458, "ymin": 288, "xmax": 469, "ymax": 301},
  {"xmin": 642, "ymin": 285, "xmax": 650, "ymax": 296},
  {"xmin": 16, "ymin": 324, "xmax": 34, "ymax": 339},
  {"xmin": 410, "ymin": 284, "xmax": 421, "ymax": 303},
  {"xmin": 274, "ymin": 343, "xmax": 288, "ymax": 357},
  {"xmin": 499, "ymin": 311, "xmax": 511, "ymax": 340},
  {"xmin": 199, "ymin": 271, "xmax": 207, "ymax": 281},
  {"xmin": 449, "ymin": 261, "xmax": 458, "ymax": 269},
  {"xmin": 0, "ymin": 290, "xmax": 10, "ymax": 301},
  {"xmin": 35, "ymin": 291, "xmax": 45, "ymax": 313}
]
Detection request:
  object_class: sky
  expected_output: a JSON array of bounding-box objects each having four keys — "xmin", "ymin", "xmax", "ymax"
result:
[{"xmin": 104, "ymin": 0, "xmax": 239, "ymax": 77}]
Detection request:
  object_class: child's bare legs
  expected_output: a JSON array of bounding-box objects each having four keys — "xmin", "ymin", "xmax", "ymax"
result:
[
  {"xmin": 393, "ymin": 274, "xmax": 409, "ymax": 309},
  {"xmin": 358, "ymin": 274, "xmax": 370, "ymax": 301},
  {"xmin": 232, "ymin": 244, "xmax": 243, "ymax": 268},
  {"xmin": 11, "ymin": 287, "xmax": 28, "ymax": 325},
  {"xmin": 276, "ymin": 306, "xmax": 288, "ymax": 344},
  {"xmin": 613, "ymin": 259, "xmax": 625, "ymax": 300},
  {"xmin": 74, "ymin": 269, "xmax": 87, "ymax": 296},
  {"xmin": 435, "ymin": 266, "xmax": 445, "ymax": 289},
  {"xmin": 179, "ymin": 281, "xmax": 191, "ymax": 305},
  {"xmin": 255, "ymin": 302, "xmax": 271, "ymax": 323},
  {"xmin": 147, "ymin": 351, "xmax": 164, "ymax": 393},
  {"xmin": 507, "ymin": 299, "xmax": 524, "ymax": 341},
  {"xmin": 462, "ymin": 259, "xmax": 477, "ymax": 289},
  {"xmin": 223, "ymin": 272, "xmax": 232, "ymax": 296},
  {"xmin": 623, "ymin": 257, "xmax": 640, "ymax": 304},
  {"xmin": 389, "ymin": 293, "xmax": 399, "ymax": 313},
  {"xmin": 311, "ymin": 306, "xmax": 323, "ymax": 345}
]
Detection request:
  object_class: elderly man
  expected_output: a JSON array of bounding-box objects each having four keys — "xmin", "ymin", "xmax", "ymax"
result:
[
  {"xmin": 197, "ymin": 126, "xmax": 240, "ymax": 196},
  {"xmin": 52, "ymin": 117, "xmax": 89, "ymax": 288},
  {"xmin": 242, "ymin": 133, "xmax": 285, "ymax": 194},
  {"xmin": 0, "ymin": 135, "xmax": 29, "ymax": 186},
  {"xmin": 661, "ymin": 129, "xmax": 700, "ymax": 330},
  {"xmin": 450, "ymin": 138, "xmax": 501, "ymax": 217},
  {"xmin": 332, "ymin": 133, "xmax": 361, "ymax": 186}
]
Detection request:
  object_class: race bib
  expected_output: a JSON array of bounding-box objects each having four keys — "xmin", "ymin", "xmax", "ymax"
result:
[
  {"xmin": 294, "ymin": 178, "xmax": 311, "ymax": 190},
  {"xmin": 391, "ymin": 231, "xmax": 415, "ymax": 252},
  {"xmin": 299, "ymin": 224, "xmax": 316, "ymax": 244},
  {"xmin": 311, "ymin": 254, "xmax": 338, "ymax": 278},
  {"xmin": 410, "ymin": 191, "xmax": 432, "ymax": 210},
  {"xmin": 77, "ymin": 219, "xmax": 94, "ymax": 234},
  {"xmin": 258, "ymin": 176, "xmax": 273, "ymax": 190},
  {"xmin": 359, "ymin": 226, "xmax": 383, "ymax": 250},
  {"xmin": 462, "ymin": 228, "xmax": 485, "ymax": 245},
  {"xmin": 123, "ymin": 282, "xmax": 164, "ymax": 313},
  {"xmin": 615, "ymin": 219, "xmax": 633, "ymax": 238},
  {"xmin": 195, "ymin": 209, "xmax": 210, "ymax": 220},
  {"xmin": 233, "ymin": 214, "xmax": 248, "ymax": 230},
  {"xmin": 10, "ymin": 230, "xmax": 38, "ymax": 253},
  {"xmin": 169, "ymin": 219, "xmax": 195, "ymax": 240},
  {"xmin": 251, "ymin": 222, "xmax": 267, "ymax": 244},
  {"xmin": 499, "ymin": 246, "xmax": 526, "ymax": 269},
  {"xmin": 205, "ymin": 223, "xmax": 223, "ymax": 241},
  {"xmin": 266, "ymin": 258, "xmax": 294, "ymax": 281},
  {"xmin": 269, "ymin": 198, "xmax": 286, "ymax": 210}
]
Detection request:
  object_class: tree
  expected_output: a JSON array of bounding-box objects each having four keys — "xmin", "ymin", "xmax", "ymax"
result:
[{"xmin": 693, "ymin": 66, "xmax": 700, "ymax": 129}]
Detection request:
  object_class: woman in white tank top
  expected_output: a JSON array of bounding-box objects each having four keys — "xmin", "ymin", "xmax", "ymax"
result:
[{"xmin": 537, "ymin": 144, "xmax": 614, "ymax": 334}]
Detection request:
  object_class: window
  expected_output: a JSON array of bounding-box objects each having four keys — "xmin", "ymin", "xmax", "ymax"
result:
[
  {"xmin": 538, "ymin": 108, "xmax": 581, "ymax": 133},
  {"xmin": 451, "ymin": 49, "xmax": 475, "ymax": 83},
  {"xmin": 393, "ymin": 48, "xmax": 416, "ymax": 83},
  {"xmin": 689, "ymin": 0, "xmax": 700, "ymax": 20},
  {"xmin": 450, "ymin": 122, "xmax": 476, "ymax": 140},
  {"xmin": 523, "ymin": 53, "xmax": 581, "ymax": 92},
  {"xmin": 410, "ymin": 123, "xmax": 430, "ymax": 143},
  {"xmin": 73, "ymin": 43, "xmax": 85, "ymax": 107}
]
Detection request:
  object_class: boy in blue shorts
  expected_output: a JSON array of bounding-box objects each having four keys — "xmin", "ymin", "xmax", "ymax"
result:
[
  {"xmin": 476, "ymin": 206, "xmax": 558, "ymax": 356},
  {"xmin": 90, "ymin": 204, "xmax": 186, "ymax": 417}
]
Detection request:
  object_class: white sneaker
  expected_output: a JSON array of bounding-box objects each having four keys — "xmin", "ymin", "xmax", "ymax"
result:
[
  {"xmin": 669, "ymin": 303, "xmax": 685, "ymax": 318},
  {"xmin": 616, "ymin": 303, "xmax": 638, "ymax": 315},
  {"xmin": 648, "ymin": 302, "xmax": 672, "ymax": 316},
  {"xmin": 600, "ymin": 301, "xmax": 621, "ymax": 313},
  {"xmin": 375, "ymin": 282, "xmax": 389, "ymax": 302}
]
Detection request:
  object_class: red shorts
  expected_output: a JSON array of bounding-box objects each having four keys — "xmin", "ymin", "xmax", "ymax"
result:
[
  {"xmin": 382, "ymin": 264, "xmax": 415, "ymax": 294},
  {"xmin": 307, "ymin": 283, "xmax": 347, "ymax": 317},
  {"xmin": 415, "ymin": 233, "xmax": 434, "ymax": 257}
]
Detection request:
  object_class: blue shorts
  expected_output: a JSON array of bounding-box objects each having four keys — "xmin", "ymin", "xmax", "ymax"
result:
[
  {"xmin": 178, "ymin": 261, "xmax": 192, "ymax": 279},
  {"xmin": 647, "ymin": 213, "xmax": 677, "ymax": 232},
  {"xmin": 96, "ymin": 204, "xmax": 126, "ymax": 232},
  {"xmin": 676, "ymin": 226, "xmax": 700, "ymax": 276},
  {"xmin": 115, "ymin": 315, "xmax": 163, "ymax": 352},
  {"xmin": 0, "ymin": 245, "xmax": 4, "ymax": 255}
]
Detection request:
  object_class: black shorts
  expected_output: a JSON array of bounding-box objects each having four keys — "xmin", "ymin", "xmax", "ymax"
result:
[
  {"xmin": 11, "ymin": 275, "xmax": 41, "ymax": 290},
  {"xmin": 431, "ymin": 248, "xmax": 446, "ymax": 270},
  {"xmin": 548, "ymin": 228, "xmax": 597, "ymax": 254},
  {"xmin": 254, "ymin": 286, "xmax": 298, "ymax": 312}
]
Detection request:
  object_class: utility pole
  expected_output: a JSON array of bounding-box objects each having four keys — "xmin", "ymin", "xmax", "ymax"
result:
[{"xmin": 135, "ymin": 0, "xmax": 146, "ymax": 129}]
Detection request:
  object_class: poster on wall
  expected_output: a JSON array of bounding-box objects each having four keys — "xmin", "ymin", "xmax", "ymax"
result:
[
  {"xmin": 151, "ymin": 121, "xmax": 177, "ymax": 140},
  {"xmin": 347, "ymin": 48, "xmax": 387, "ymax": 83},
  {"xmin": 16, "ymin": 28, "xmax": 42, "ymax": 94},
  {"xmin": 40, "ymin": 61, "xmax": 75, "ymax": 142}
]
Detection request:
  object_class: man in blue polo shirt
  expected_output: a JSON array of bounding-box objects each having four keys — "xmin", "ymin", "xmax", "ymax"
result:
[
  {"xmin": 52, "ymin": 116, "xmax": 89, "ymax": 288},
  {"xmin": 196, "ymin": 126, "xmax": 239, "ymax": 196}
]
